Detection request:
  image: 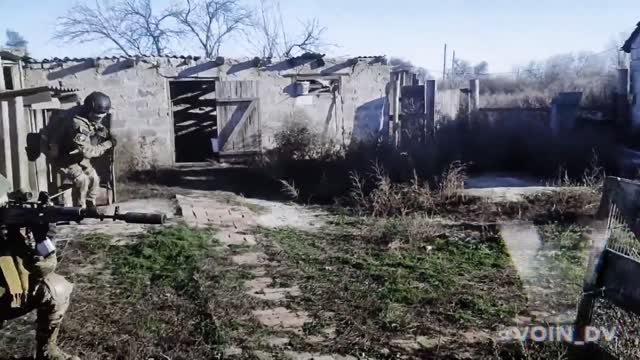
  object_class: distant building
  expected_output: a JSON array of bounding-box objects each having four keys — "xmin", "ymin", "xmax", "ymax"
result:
[{"xmin": 623, "ymin": 22, "xmax": 640, "ymax": 130}]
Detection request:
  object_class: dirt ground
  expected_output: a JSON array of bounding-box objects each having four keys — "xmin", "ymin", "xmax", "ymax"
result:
[{"xmin": 0, "ymin": 176, "xmax": 625, "ymax": 360}]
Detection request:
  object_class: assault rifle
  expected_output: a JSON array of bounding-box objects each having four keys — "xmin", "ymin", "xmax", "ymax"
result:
[{"xmin": 0, "ymin": 190, "xmax": 166, "ymax": 226}]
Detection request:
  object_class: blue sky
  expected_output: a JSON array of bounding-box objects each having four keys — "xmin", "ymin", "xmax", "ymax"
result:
[{"xmin": 0, "ymin": 0, "xmax": 638, "ymax": 74}]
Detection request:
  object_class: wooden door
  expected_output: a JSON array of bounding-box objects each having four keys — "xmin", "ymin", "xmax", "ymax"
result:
[{"xmin": 216, "ymin": 80, "xmax": 261, "ymax": 159}]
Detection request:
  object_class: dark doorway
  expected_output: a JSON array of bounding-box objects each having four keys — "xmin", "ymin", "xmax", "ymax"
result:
[
  {"xmin": 3, "ymin": 67, "xmax": 14, "ymax": 90},
  {"xmin": 169, "ymin": 80, "xmax": 217, "ymax": 163}
]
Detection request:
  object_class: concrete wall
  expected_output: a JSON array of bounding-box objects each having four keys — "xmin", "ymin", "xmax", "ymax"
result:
[
  {"xmin": 23, "ymin": 56, "xmax": 389, "ymax": 169},
  {"xmin": 631, "ymin": 36, "xmax": 640, "ymax": 129},
  {"xmin": 436, "ymin": 89, "xmax": 461, "ymax": 123}
]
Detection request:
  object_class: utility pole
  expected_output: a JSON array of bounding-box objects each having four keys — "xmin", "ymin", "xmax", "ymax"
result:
[
  {"xmin": 442, "ymin": 44, "xmax": 447, "ymax": 82},
  {"xmin": 451, "ymin": 50, "xmax": 456, "ymax": 85}
]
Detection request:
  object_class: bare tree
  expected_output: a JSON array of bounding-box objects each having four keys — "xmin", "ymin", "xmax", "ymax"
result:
[
  {"xmin": 54, "ymin": 0, "xmax": 177, "ymax": 56},
  {"xmin": 250, "ymin": 0, "xmax": 329, "ymax": 59},
  {"xmin": 172, "ymin": 0, "xmax": 252, "ymax": 58},
  {"xmin": 117, "ymin": 0, "xmax": 180, "ymax": 56}
]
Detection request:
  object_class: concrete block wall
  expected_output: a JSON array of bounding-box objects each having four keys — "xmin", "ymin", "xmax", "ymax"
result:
[{"xmin": 23, "ymin": 56, "xmax": 389, "ymax": 170}]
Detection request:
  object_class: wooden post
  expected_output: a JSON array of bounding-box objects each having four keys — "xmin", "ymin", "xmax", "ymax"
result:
[
  {"xmin": 442, "ymin": 44, "xmax": 447, "ymax": 82},
  {"xmin": 33, "ymin": 110, "xmax": 48, "ymax": 193},
  {"xmin": 0, "ymin": 56, "xmax": 13, "ymax": 182},
  {"xmin": 394, "ymin": 76, "xmax": 401, "ymax": 147},
  {"xmin": 425, "ymin": 80, "xmax": 436, "ymax": 141},
  {"xmin": 470, "ymin": 79, "xmax": 480, "ymax": 111},
  {"xmin": 616, "ymin": 68, "xmax": 630, "ymax": 130},
  {"xmin": 8, "ymin": 96, "xmax": 29, "ymax": 190}
]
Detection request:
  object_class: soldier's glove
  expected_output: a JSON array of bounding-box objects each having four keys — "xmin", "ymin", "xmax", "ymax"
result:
[{"xmin": 31, "ymin": 223, "xmax": 57, "ymax": 258}]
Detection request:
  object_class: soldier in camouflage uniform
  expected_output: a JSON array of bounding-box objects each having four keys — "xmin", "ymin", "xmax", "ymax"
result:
[
  {"xmin": 0, "ymin": 175, "xmax": 79, "ymax": 360},
  {"xmin": 43, "ymin": 92, "xmax": 116, "ymax": 208}
]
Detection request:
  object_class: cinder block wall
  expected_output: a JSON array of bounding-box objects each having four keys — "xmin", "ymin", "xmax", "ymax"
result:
[{"xmin": 23, "ymin": 57, "xmax": 389, "ymax": 172}]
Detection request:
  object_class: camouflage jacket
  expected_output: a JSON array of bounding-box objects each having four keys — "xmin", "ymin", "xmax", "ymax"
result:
[{"xmin": 46, "ymin": 109, "xmax": 112, "ymax": 168}]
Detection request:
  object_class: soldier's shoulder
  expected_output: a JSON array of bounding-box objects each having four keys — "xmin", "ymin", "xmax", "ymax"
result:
[{"xmin": 71, "ymin": 115, "xmax": 92, "ymax": 129}]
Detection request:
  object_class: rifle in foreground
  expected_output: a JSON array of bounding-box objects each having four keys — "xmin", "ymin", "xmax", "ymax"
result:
[{"xmin": 0, "ymin": 191, "xmax": 166, "ymax": 226}]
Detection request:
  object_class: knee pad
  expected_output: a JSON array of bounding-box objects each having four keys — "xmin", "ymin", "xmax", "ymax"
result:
[{"xmin": 42, "ymin": 273, "xmax": 73, "ymax": 307}]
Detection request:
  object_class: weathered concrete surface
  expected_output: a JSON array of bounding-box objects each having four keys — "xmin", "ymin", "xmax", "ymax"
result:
[
  {"xmin": 244, "ymin": 277, "xmax": 302, "ymax": 301},
  {"xmin": 23, "ymin": 57, "xmax": 390, "ymax": 170},
  {"xmin": 175, "ymin": 191, "xmax": 258, "ymax": 246},
  {"xmin": 499, "ymin": 221, "xmax": 542, "ymax": 280},
  {"xmin": 462, "ymin": 186, "xmax": 563, "ymax": 203},
  {"xmin": 232, "ymin": 252, "xmax": 270, "ymax": 266},
  {"xmin": 243, "ymin": 198, "xmax": 326, "ymax": 230},
  {"xmin": 252, "ymin": 307, "xmax": 310, "ymax": 334},
  {"xmin": 463, "ymin": 173, "xmax": 586, "ymax": 202}
]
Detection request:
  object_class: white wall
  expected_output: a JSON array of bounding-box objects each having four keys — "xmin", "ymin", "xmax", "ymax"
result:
[{"xmin": 23, "ymin": 57, "xmax": 390, "ymax": 170}]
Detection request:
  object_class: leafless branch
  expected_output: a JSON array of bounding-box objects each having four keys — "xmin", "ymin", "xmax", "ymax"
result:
[
  {"xmin": 249, "ymin": 0, "xmax": 330, "ymax": 59},
  {"xmin": 54, "ymin": 0, "xmax": 177, "ymax": 56},
  {"xmin": 172, "ymin": 0, "xmax": 252, "ymax": 58},
  {"xmin": 282, "ymin": 18, "xmax": 326, "ymax": 58}
]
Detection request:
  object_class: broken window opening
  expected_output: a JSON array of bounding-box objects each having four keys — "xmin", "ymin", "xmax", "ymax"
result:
[{"xmin": 294, "ymin": 77, "xmax": 341, "ymax": 96}]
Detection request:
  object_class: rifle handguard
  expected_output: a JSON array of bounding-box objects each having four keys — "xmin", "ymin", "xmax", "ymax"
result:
[{"xmin": 118, "ymin": 212, "xmax": 166, "ymax": 224}]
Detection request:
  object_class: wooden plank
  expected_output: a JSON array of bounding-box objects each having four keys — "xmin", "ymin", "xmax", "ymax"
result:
[
  {"xmin": 31, "ymin": 98, "xmax": 61, "ymax": 110},
  {"xmin": 216, "ymin": 97, "xmax": 256, "ymax": 103},
  {"xmin": 23, "ymin": 91, "xmax": 52, "ymax": 106},
  {"xmin": 222, "ymin": 100, "xmax": 257, "ymax": 151},
  {"xmin": 0, "ymin": 56, "xmax": 12, "ymax": 181},
  {"xmin": 34, "ymin": 110, "xmax": 48, "ymax": 193},
  {"xmin": 216, "ymin": 80, "xmax": 261, "ymax": 155},
  {"xmin": 8, "ymin": 96, "xmax": 29, "ymax": 190}
]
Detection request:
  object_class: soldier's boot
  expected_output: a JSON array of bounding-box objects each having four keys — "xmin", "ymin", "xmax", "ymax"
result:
[
  {"xmin": 35, "ymin": 324, "xmax": 80, "ymax": 360},
  {"xmin": 35, "ymin": 274, "xmax": 79, "ymax": 360}
]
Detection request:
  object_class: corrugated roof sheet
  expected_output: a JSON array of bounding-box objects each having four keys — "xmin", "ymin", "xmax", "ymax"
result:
[
  {"xmin": 26, "ymin": 54, "xmax": 386, "ymax": 64},
  {"xmin": 622, "ymin": 22, "xmax": 640, "ymax": 53},
  {"xmin": 26, "ymin": 55, "xmax": 202, "ymax": 64},
  {"xmin": 0, "ymin": 86, "xmax": 79, "ymax": 100}
]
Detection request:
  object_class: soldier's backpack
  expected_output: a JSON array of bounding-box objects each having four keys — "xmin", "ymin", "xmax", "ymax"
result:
[{"xmin": 30, "ymin": 110, "xmax": 69, "ymax": 162}]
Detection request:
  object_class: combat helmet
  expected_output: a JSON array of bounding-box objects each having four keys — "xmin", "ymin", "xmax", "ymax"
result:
[{"xmin": 83, "ymin": 91, "xmax": 111, "ymax": 115}]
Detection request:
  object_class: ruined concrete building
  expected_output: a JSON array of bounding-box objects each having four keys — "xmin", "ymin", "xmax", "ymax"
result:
[
  {"xmin": 623, "ymin": 22, "xmax": 640, "ymax": 130},
  {"xmin": 18, "ymin": 54, "xmax": 390, "ymax": 170}
]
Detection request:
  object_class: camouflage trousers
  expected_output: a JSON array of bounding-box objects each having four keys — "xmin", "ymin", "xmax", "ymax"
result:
[
  {"xmin": 0, "ymin": 272, "xmax": 73, "ymax": 325},
  {"xmin": 0, "ymin": 271, "xmax": 75, "ymax": 359},
  {"xmin": 60, "ymin": 164, "xmax": 100, "ymax": 208}
]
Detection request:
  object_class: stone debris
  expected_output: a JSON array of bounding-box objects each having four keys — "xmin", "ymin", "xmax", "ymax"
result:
[
  {"xmin": 252, "ymin": 307, "xmax": 310, "ymax": 333},
  {"xmin": 245, "ymin": 277, "xmax": 301, "ymax": 300},
  {"xmin": 266, "ymin": 336, "xmax": 290, "ymax": 347},
  {"xmin": 232, "ymin": 252, "xmax": 269, "ymax": 266}
]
